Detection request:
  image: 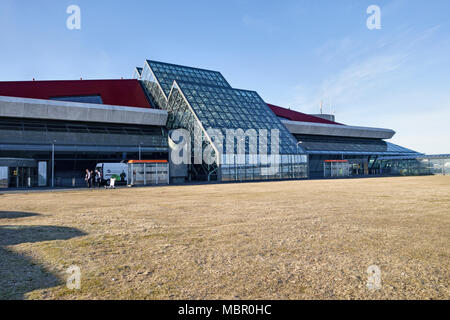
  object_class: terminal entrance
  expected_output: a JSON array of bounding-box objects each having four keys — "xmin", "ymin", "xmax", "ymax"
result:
[
  {"xmin": 324, "ymin": 160, "xmax": 351, "ymax": 178},
  {"xmin": 0, "ymin": 158, "xmax": 38, "ymax": 188},
  {"xmin": 348, "ymin": 159, "xmax": 369, "ymax": 176},
  {"xmin": 323, "ymin": 158, "xmax": 369, "ymax": 178},
  {"xmin": 7, "ymin": 166, "xmax": 38, "ymax": 188}
]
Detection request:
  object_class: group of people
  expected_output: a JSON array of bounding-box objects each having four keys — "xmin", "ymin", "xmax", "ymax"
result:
[{"xmin": 85, "ymin": 169, "xmax": 102, "ymax": 188}]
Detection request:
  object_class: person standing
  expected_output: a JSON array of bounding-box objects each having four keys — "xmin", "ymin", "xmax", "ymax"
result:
[
  {"xmin": 96, "ymin": 169, "xmax": 102, "ymax": 188},
  {"xmin": 94, "ymin": 169, "xmax": 99, "ymax": 187},
  {"xmin": 85, "ymin": 169, "xmax": 91, "ymax": 188},
  {"xmin": 90, "ymin": 170, "xmax": 95, "ymax": 189}
]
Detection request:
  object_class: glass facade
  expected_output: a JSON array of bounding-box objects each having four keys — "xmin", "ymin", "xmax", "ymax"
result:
[
  {"xmin": 0, "ymin": 159, "xmax": 38, "ymax": 188},
  {"xmin": 140, "ymin": 60, "xmax": 308, "ymax": 181},
  {"xmin": 0, "ymin": 166, "xmax": 7, "ymax": 188},
  {"xmin": 324, "ymin": 160, "xmax": 352, "ymax": 178},
  {"xmin": 294, "ymin": 135, "xmax": 419, "ymax": 155},
  {"xmin": 134, "ymin": 67, "xmax": 143, "ymax": 79},
  {"xmin": 294, "ymin": 135, "xmax": 421, "ymax": 178},
  {"xmin": 175, "ymin": 82, "xmax": 300, "ymax": 155},
  {"xmin": 127, "ymin": 161, "xmax": 169, "ymax": 186},
  {"xmin": 376, "ymin": 155, "xmax": 450, "ymax": 176},
  {"xmin": 220, "ymin": 154, "xmax": 307, "ymax": 182}
]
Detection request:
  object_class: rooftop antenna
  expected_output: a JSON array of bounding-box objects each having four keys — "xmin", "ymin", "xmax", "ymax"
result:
[
  {"xmin": 320, "ymin": 100, "xmax": 323, "ymax": 114},
  {"xmin": 329, "ymin": 97, "xmax": 335, "ymax": 116}
]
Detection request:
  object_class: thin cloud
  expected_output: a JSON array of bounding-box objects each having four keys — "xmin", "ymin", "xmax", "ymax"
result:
[
  {"xmin": 242, "ymin": 14, "xmax": 279, "ymax": 34},
  {"xmin": 291, "ymin": 24, "xmax": 442, "ymax": 113},
  {"xmin": 316, "ymin": 53, "xmax": 407, "ymax": 106}
]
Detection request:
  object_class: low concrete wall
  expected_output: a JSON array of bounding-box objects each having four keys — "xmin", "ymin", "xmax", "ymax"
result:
[
  {"xmin": 282, "ymin": 120, "xmax": 395, "ymax": 139},
  {"xmin": 0, "ymin": 95, "xmax": 168, "ymax": 126},
  {"xmin": 310, "ymin": 114, "xmax": 336, "ymax": 122}
]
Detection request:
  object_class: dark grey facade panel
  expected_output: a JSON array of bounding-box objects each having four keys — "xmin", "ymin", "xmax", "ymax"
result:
[
  {"xmin": 50, "ymin": 95, "xmax": 103, "ymax": 104},
  {"xmin": 0, "ymin": 144, "xmax": 168, "ymax": 153},
  {"xmin": 0, "ymin": 117, "xmax": 168, "ymax": 149},
  {"xmin": 0, "ymin": 129, "xmax": 166, "ymax": 149},
  {"xmin": 0, "ymin": 158, "xmax": 37, "ymax": 167}
]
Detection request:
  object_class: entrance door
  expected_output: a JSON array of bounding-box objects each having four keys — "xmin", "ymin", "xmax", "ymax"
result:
[
  {"xmin": 8, "ymin": 167, "xmax": 18, "ymax": 188},
  {"xmin": 7, "ymin": 167, "xmax": 36, "ymax": 188},
  {"xmin": 0, "ymin": 167, "xmax": 7, "ymax": 188}
]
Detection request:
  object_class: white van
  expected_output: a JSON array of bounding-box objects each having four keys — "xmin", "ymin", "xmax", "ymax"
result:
[{"xmin": 95, "ymin": 163, "xmax": 127, "ymax": 185}]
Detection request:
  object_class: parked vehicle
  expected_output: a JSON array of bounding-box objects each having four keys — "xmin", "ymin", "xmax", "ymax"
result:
[{"xmin": 95, "ymin": 163, "xmax": 127, "ymax": 186}]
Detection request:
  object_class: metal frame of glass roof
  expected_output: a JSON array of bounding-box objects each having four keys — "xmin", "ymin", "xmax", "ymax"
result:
[
  {"xmin": 146, "ymin": 60, "xmax": 231, "ymax": 97},
  {"xmin": 378, "ymin": 154, "xmax": 449, "ymax": 160},
  {"xmin": 307, "ymin": 151, "xmax": 420, "ymax": 156},
  {"xmin": 296, "ymin": 138, "xmax": 420, "ymax": 156},
  {"xmin": 172, "ymin": 81, "xmax": 301, "ymax": 155},
  {"xmin": 140, "ymin": 60, "xmax": 308, "ymax": 181}
]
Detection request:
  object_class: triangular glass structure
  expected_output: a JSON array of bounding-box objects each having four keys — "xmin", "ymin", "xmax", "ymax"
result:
[{"xmin": 140, "ymin": 60, "xmax": 308, "ymax": 181}]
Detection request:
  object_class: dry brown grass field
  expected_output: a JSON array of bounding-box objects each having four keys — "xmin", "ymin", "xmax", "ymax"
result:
[{"xmin": 0, "ymin": 176, "xmax": 449, "ymax": 300}]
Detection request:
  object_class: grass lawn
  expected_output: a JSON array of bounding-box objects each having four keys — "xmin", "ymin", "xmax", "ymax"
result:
[{"xmin": 0, "ymin": 176, "xmax": 449, "ymax": 299}]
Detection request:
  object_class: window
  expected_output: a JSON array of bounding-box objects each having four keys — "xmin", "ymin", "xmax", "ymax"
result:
[{"xmin": 50, "ymin": 95, "xmax": 103, "ymax": 104}]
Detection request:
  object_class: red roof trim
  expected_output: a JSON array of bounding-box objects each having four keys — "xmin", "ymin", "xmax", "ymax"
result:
[
  {"xmin": 0, "ymin": 79, "xmax": 152, "ymax": 109},
  {"xmin": 268, "ymin": 103, "xmax": 342, "ymax": 125}
]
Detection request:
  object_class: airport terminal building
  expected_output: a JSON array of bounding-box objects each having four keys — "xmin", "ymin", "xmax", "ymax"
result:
[{"xmin": 0, "ymin": 59, "xmax": 427, "ymax": 188}]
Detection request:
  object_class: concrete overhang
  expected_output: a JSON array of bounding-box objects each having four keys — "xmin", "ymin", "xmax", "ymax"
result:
[
  {"xmin": 281, "ymin": 120, "xmax": 395, "ymax": 139},
  {"xmin": 0, "ymin": 95, "xmax": 168, "ymax": 126},
  {"xmin": 0, "ymin": 157, "xmax": 37, "ymax": 167}
]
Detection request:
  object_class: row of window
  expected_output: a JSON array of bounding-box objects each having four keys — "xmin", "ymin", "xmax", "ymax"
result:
[
  {"xmin": 0, "ymin": 118, "xmax": 162, "ymax": 136},
  {"xmin": 221, "ymin": 164, "xmax": 308, "ymax": 181},
  {"xmin": 49, "ymin": 95, "xmax": 103, "ymax": 104},
  {"xmin": 221, "ymin": 154, "xmax": 308, "ymax": 165}
]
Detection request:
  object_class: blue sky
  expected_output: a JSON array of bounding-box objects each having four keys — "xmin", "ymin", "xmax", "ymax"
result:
[{"xmin": 1, "ymin": 0, "xmax": 449, "ymax": 153}]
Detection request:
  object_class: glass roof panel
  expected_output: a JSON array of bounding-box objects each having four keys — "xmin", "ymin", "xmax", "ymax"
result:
[
  {"xmin": 146, "ymin": 60, "xmax": 231, "ymax": 96},
  {"xmin": 294, "ymin": 135, "xmax": 419, "ymax": 155},
  {"xmin": 385, "ymin": 142, "xmax": 418, "ymax": 154},
  {"xmin": 175, "ymin": 81, "xmax": 302, "ymax": 154}
]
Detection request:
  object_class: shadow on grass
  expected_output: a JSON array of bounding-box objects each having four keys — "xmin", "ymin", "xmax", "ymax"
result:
[
  {"xmin": 0, "ymin": 225, "xmax": 86, "ymax": 299},
  {"xmin": 0, "ymin": 211, "xmax": 40, "ymax": 219}
]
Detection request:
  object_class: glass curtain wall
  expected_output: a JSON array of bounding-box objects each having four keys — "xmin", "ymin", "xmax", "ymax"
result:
[
  {"xmin": 140, "ymin": 60, "xmax": 308, "ymax": 181},
  {"xmin": 127, "ymin": 161, "xmax": 169, "ymax": 186},
  {"xmin": 377, "ymin": 155, "xmax": 450, "ymax": 176},
  {"xmin": 324, "ymin": 160, "xmax": 352, "ymax": 178}
]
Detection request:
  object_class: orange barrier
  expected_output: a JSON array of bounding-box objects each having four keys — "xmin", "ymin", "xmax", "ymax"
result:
[{"xmin": 128, "ymin": 160, "xmax": 168, "ymax": 164}]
